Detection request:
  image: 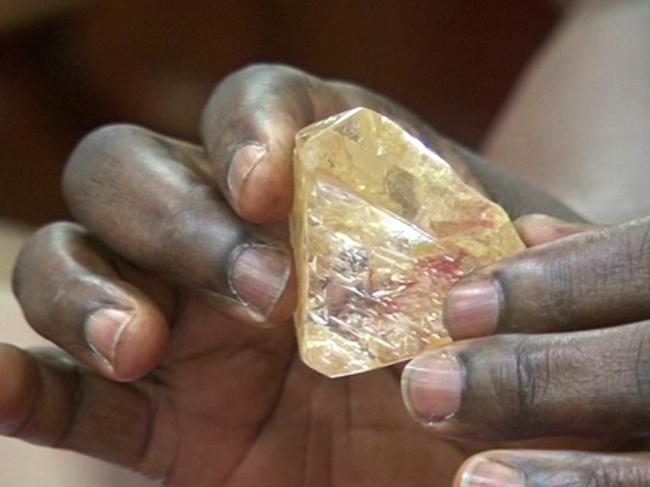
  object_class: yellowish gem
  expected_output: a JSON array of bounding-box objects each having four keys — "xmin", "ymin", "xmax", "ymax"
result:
[{"xmin": 291, "ymin": 107, "xmax": 524, "ymax": 378}]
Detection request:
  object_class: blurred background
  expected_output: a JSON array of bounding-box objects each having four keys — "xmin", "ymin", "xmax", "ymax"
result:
[{"xmin": 0, "ymin": 0, "xmax": 560, "ymax": 485}]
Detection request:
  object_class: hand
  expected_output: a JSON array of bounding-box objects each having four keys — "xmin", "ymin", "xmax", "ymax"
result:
[
  {"xmin": 9, "ymin": 65, "xmax": 478, "ymax": 486},
  {"xmin": 401, "ymin": 214, "xmax": 650, "ymax": 485}
]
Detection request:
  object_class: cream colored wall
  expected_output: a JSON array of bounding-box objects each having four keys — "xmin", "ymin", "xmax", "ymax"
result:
[{"xmin": 0, "ymin": 221, "xmax": 157, "ymax": 487}]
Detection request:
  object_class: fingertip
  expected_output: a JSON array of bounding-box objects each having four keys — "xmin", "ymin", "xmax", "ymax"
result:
[
  {"xmin": 203, "ymin": 65, "xmax": 326, "ymax": 223},
  {"xmin": 453, "ymin": 456, "xmax": 479, "ymax": 487},
  {"xmin": 443, "ymin": 277, "xmax": 500, "ymax": 339},
  {"xmin": 0, "ymin": 345, "xmax": 38, "ymax": 433},
  {"xmin": 454, "ymin": 453, "xmax": 525, "ymax": 487},
  {"xmin": 401, "ymin": 351, "xmax": 464, "ymax": 425},
  {"xmin": 228, "ymin": 243, "xmax": 294, "ymax": 323},
  {"xmin": 265, "ymin": 269, "xmax": 297, "ymax": 323},
  {"xmin": 85, "ymin": 304, "xmax": 169, "ymax": 382},
  {"xmin": 228, "ymin": 141, "xmax": 293, "ymax": 223},
  {"xmin": 226, "ymin": 142, "xmax": 269, "ymax": 217},
  {"xmin": 112, "ymin": 305, "xmax": 169, "ymax": 382},
  {"xmin": 514, "ymin": 214, "xmax": 567, "ymax": 246},
  {"xmin": 514, "ymin": 214, "xmax": 598, "ymax": 247}
]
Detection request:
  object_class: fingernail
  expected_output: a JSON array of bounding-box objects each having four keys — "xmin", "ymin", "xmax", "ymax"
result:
[
  {"xmin": 229, "ymin": 243, "xmax": 291, "ymax": 319},
  {"xmin": 524, "ymin": 213, "xmax": 582, "ymax": 229},
  {"xmin": 444, "ymin": 278, "xmax": 500, "ymax": 339},
  {"xmin": 85, "ymin": 308, "xmax": 133, "ymax": 367},
  {"xmin": 515, "ymin": 214, "xmax": 597, "ymax": 246},
  {"xmin": 402, "ymin": 352, "xmax": 463, "ymax": 423},
  {"xmin": 227, "ymin": 143, "xmax": 267, "ymax": 208},
  {"xmin": 460, "ymin": 458, "xmax": 525, "ymax": 487}
]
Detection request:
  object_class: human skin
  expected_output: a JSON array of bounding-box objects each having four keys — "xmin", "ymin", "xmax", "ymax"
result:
[
  {"xmin": 420, "ymin": 0, "xmax": 650, "ymax": 487},
  {"xmin": 405, "ymin": 213, "xmax": 650, "ymax": 485},
  {"xmin": 401, "ymin": 2, "xmax": 650, "ymax": 483},
  {"xmin": 6, "ymin": 0, "xmax": 650, "ymax": 484},
  {"xmin": 7, "ymin": 64, "xmax": 589, "ymax": 487}
]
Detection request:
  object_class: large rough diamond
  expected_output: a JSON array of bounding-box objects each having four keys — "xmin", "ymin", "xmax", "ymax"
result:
[{"xmin": 290, "ymin": 107, "xmax": 524, "ymax": 378}]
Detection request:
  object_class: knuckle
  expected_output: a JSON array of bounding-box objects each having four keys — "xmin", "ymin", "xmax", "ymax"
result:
[
  {"xmin": 540, "ymin": 259, "xmax": 575, "ymax": 328},
  {"xmin": 203, "ymin": 63, "xmax": 318, "ymax": 156},
  {"xmin": 0, "ymin": 345, "xmax": 38, "ymax": 434},
  {"xmin": 227, "ymin": 63, "xmax": 307, "ymax": 84},
  {"xmin": 11, "ymin": 222, "xmax": 83, "ymax": 300},
  {"xmin": 497, "ymin": 253, "xmax": 576, "ymax": 332},
  {"xmin": 63, "ymin": 123, "xmax": 147, "ymax": 198},
  {"xmin": 29, "ymin": 221, "xmax": 83, "ymax": 247},
  {"xmin": 67, "ymin": 123, "xmax": 144, "ymax": 169},
  {"xmin": 627, "ymin": 326, "xmax": 650, "ymax": 414},
  {"xmin": 209, "ymin": 64, "xmax": 310, "ymax": 109},
  {"xmin": 474, "ymin": 336, "xmax": 552, "ymax": 437},
  {"xmin": 10, "ymin": 223, "xmax": 94, "ymax": 334},
  {"xmin": 599, "ymin": 227, "xmax": 644, "ymax": 291},
  {"xmin": 624, "ymin": 220, "xmax": 650, "ymax": 289},
  {"xmin": 582, "ymin": 463, "xmax": 650, "ymax": 487},
  {"xmin": 63, "ymin": 124, "xmax": 152, "ymax": 222},
  {"xmin": 507, "ymin": 338, "xmax": 547, "ymax": 433},
  {"xmin": 209, "ymin": 63, "xmax": 315, "ymax": 112}
]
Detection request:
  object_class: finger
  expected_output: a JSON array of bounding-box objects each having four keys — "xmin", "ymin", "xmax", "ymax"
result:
[
  {"xmin": 455, "ymin": 451, "xmax": 650, "ymax": 487},
  {"xmin": 63, "ymin": 124, "xmax": 295, "ymax": 323},
  {"xmin": 12, "ymin": 222, "xmax": 168, "ymax": 380},
  {"xmin": 0, "ymin": 345, "xmax": 166, "ymax": 476},
  {"xmin": 402, "ymin": 323, "xmax": 650, "ymax": 440},
  {"xmin": 443, "ymin": 215, "xmax": 650, "ymax": 339},
  {"xmin": 200, "ymin": 63, "xmax": 457, "ymax": 224},
  {"xmin": 513, "ymin": 213, "xmax": 600, "ymax": 247}
]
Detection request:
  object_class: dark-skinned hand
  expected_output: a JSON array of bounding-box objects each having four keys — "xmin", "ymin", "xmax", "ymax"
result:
[
  {"xmin": 401, "ymin": 214, "xmax": 650, "ymax": 486},
  {"xmin": 9, "ymin": 65, "xmax": 481, "ymax": 486},
  {"xmin": 8, "ymin": 64, "xmax": 624, "ymax": 487}
]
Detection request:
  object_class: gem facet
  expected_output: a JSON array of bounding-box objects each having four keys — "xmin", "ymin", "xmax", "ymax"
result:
[{"xmin": 291, "ymin": 108, "xmax": 524, "ymax": 378}]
